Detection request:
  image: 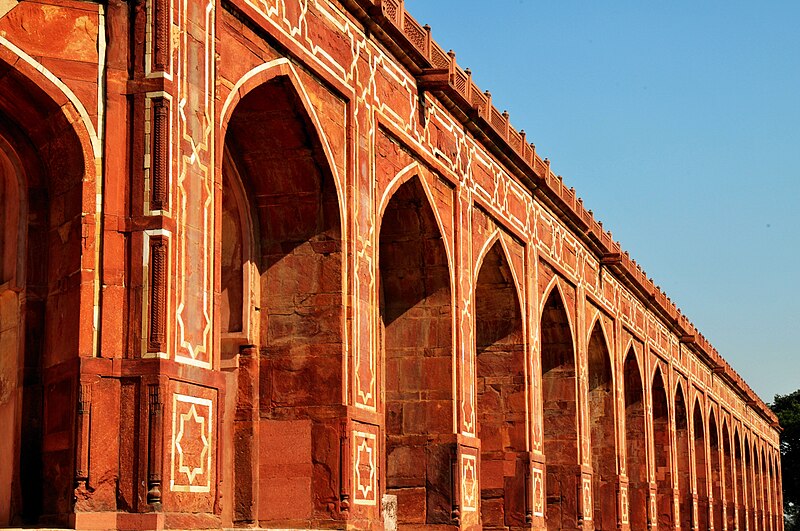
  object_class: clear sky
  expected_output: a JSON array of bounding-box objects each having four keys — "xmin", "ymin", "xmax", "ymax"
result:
[{"xmin": 403, "ymin": 0, "xmax": 800, "ymax": 403}]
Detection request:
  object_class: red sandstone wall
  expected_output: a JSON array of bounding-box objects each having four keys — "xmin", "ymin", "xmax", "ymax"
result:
[{"xmin": 0, "ymin": 0, "xmax": 783, "ymax": 529}]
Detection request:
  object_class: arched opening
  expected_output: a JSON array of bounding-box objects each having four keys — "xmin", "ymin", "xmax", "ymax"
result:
[
  {"xmin": 222, "ymin": 76, "xmax": 344, "ymax": 524},
  {"xmin": 675, "ymin": 384, "xmax": 691, "ymax": 531},
  {"xmin": 0, "ymin": 56, "xmax": 89, "ymax": 525},
  {"xmin": 746, "ymin": 439, "xmax": 755, "ymax": 531},
  {"xmin": 540, "ymin": 287, "xmax": 578, "ymax": 531},
  {"xmin": 693, "ymin": 401, "xmax": 708, "ymax": 530},
  {"xmin": 219, "ymin": 150, "xmax": 252, "ymax": 342},
  {"xmin": 754, "ymin": 443, "xmax": 763, "ymax": 531},
  {"xmin": 623, "ymin": 348, "xmax": 647, "ymax": 530},
  {"xmin": 722, "ymin": 421, "xmax": 735, "ymax": 531},
  {"xmin": 474, "ymin": 240, "xmax": 527, "ymax": 529},
  {"xmin": 772, "ymin": 453, "xmax": 780, "ymax": 531},
  {"xmin": 762, "ymin": 447, "xmax": 770, "ymax": 531},
  {"xmin": 652, "ymin": 368, "xmax": 673, "ymax": 529},
  {"xmin": 587, "ymin": 321, "xmax": 616, "ymax": 530},
  {"xmin": 0, "ymin": 131, "xmax": 24, "ymax": 526},
  {"xmin": 380, "ymin": 176, "xmax": 454, "ymax": 526},
  {"xmin": 735, "ymin": 431, "xmax": 746, "ymax": 531},
  {"xmin": 708, "ymin": 411, "xmax": 722, "ymax": 531}
]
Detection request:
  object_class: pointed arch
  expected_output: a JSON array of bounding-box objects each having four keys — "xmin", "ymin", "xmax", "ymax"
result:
[
  {"xmin": 219, "ymin": 59, "xmax": 346, "ymax": 230},
  {"xmin": 539, "ymin": 282, "xmax": 579, "ymax": 530},
  {"xmin": 0, "ymin": 47, "xmax": 98, "ymax": 524},
  {"xmin": 622, "ymin": 338, "xmax": 641, "ymax": 373},
  {"xmin": 378, "ymin": 162, "xmax": 453, "ymax": 268},
  {"xmin": 379, "ymin": 173, "xmax": 455, "ymax": 525},
  {"xmin": 771, "ymin": 450, "xmax": 781, "ymax": 531},
  {"xmin": 652, "ymin": 366, "xmax": 673, "ymax": 529},
  {"xmin": 587, "ymin": 318, "xmax": 616, "ymax": 529},
  {"xmin": 735, "ymin": 426, "xmax": 747, "ymax": 531},
  {"xmin": 707, "ymin": 408, "xmax": 722, "ymax": 531},
  {"xmin": 761, "ymin": 445, "xmax": 770, "ymax": 531},
  {"xmin": 221, "ymin": 71, "xmax": 346, "ymax": 524},
  {"xmin": 745, "ymin": 433, "xmax": 755, "ymax": 531},
  {"xmin": 623, "ymin": 345, "xmax": 647, "ymax": 530},
  {"xmin": 586, "ymin": 312, "xmax": 613, "ymax": 360},
  {"xmin": 540, "ymin": 277, "xmax": 576, "ymax": 346},
  {"xmin": 473, "ymin": 230, "xmax": 524, "ymax": 309},
  {"xmin": 721, "ymin": 417, "xmax": 735, "ymax": 531},
  {"xmin": 693, "ymin": 397, "xmax": 709, "ymax": 530},
  {"xmin": 219, "ymin": 148, "xmax": 259, "ymax": 345},
  {"xmin": 674, "ymin": 381, "xmax": 691, "ymax": 531},
  {"xmin": 474, "ymin": 238, "xmax": 527, "ymax": 527},
  {"xmin": 753, "ymin": 439, "xmax": 764, "ymax": 531}
]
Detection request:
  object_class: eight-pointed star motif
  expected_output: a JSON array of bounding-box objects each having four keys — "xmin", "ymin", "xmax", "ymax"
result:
[{"xmin": 175, "ymin": 404, "xmax": 209, "ymax": 484}]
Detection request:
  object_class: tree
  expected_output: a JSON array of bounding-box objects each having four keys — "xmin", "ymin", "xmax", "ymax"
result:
[{"xmin": 771, "ymin": 390, "xmax": 800, "ymax": 531}]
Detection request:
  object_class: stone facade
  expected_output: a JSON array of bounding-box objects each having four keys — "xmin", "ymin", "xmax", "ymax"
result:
[{"xmin": 0, "ymin": 0, "xmax": 782, "ymax": 529}]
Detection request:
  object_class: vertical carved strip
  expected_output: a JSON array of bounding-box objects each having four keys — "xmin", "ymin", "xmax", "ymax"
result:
[
  {"xmin": 339, "ymin": 422, "xmax": 350, "ymax": 513},
  {"xmin": 152, "ymin": 0, "xmax": 169, "ymax": 72},
  {"xmin": 524, "ymin": 456, "xmax": 532, "ymax": 524},
  {"xmin": 147, "ymin": 384, "xmax": 163, "ymax": 504},
  {"xmin": 450, "ymin": 447, "xmax": 460, "ymax": 526},
  {"xmin": 74, "ymin": 382, "xmax": 92, "ymax": 487},
  {"xmin": 151, "ymin": 98, "xmax": 168, "ymax": 211},
  {"xmin": 148, "ymin": 237, "xmax": 167, "ymax": 352}
]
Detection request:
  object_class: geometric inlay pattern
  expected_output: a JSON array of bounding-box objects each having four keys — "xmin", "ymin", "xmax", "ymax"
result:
[
  {"xmin": 170, "ymin": 394, "xmax": 213, "ymax": 492},
  {"xmin": 582, "ymin": 476, "xmax": 593, "ymax": 521},
  {"xmin": 532, "ymin": 465, "xmax": 545, "ymax": 517},
  {"xmin": 620, "ymin": 484, "xmax": 629, "ymax": 524},
  {"xmin": 461, "ymin": 453, "xmax": 478, "ymax": 512},
  {"xmin": 353, "ymin": 430, "xmax": 376, "ymax": 505}
]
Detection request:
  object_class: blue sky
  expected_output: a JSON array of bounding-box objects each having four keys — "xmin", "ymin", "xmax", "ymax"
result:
[{"xmin": 403, "ymin": 0, "xmax": 800, "ymax": 402}]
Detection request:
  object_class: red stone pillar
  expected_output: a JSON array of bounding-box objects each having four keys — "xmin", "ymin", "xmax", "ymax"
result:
[{"xmin": 97, "ymin": 0, "xmax": 223, "ymax": 525}]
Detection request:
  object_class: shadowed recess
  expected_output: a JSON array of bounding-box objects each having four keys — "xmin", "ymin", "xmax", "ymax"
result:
[
  {"xmin": 652, "ymin": 368, "xmax": 673, "ymax": 530},
  {"xmin": 587, "ymin": 321, "xmax": 616, "ymax": 531},
  {"xmin": 693, "ymin": 401, "xmax": 708, "ymax": 531},
  {"xmin": 722, "ymin": 421, "xmax": 735, "ymax": 531},
  {"xmin": 223, "ymin": 76, "xmax": 344, "ymax": 524},
  {"xmin": 380, "ymin": 176, "xmax": 454, "ymax": 526},
  {"xmin": 540, "ymin": 288, "xmax": 578, "ymax": 531},
  {"xmin": 675, "ymin": 385, "xmax": 691, "ymax": 531},
  {"xmin": 708, "ymin": 410, "xmax": 722, "ymax": 531},
  {"xmin": 0, "ymin": 56, "xmax": 88, "ymax": 526},
  {"xmin": 623, "ymin": 348, "xmax": 647, "ymax": 531},
  {"xmin": 475, "ymin": 241, "xmax": 526, "ymax": 529}
]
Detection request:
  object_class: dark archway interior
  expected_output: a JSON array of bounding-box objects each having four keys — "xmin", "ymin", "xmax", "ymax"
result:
[
  {"xmin": 722, "ymin": 423, "xmax": 735, "ymax": 531},
  {"xmin": 708, "ymin": 412, "xmax": 722, "ymax": 531},
  {"xmin": 475, "ymin": 241, "xmax": 526, "ymax": 529},
  {"xmin": 623, "ymin": 349, "xmax": 647, "ymax": 531},
  {"xmin": 652, "ymin": 369, "xmax": 673, "ymax": 530},
  {"xmin": 746, "ymin": 443, "xmax": 755, "ymax": 531},
  {"xmin": 753, "ymin": 445, "xmax": 763, "ymax": 531},
  {"xmin": 0, "ymin": 57, "xmax": 87, "ymax": 526},
  {"xmin": 736, "ymin": 433, "xmax": 746, "ymax": 531},
  {"xmin": 380, "ymin": 176, "xmax": 454, "ymax": 526},
  {"xmin": 540, "ymin": 288, "xmax": 578, "ymax": 531},
  {"xmin": 693, "ymin": 403, "xmax": 708, "ymax": 530},
  {"xmin": 675, "ymin": 387, "xmax": 691, "ymax": 531},
  {"xmin": 587, "ymin": 322, "xmax": 616, "ymax": 531},
  {"xmin": 764, "ymin": 450, "xmax": 769, "ymax": 530},
  {"xmin": 223, "ymin": 76, "xmax": 344, "ymax": 523}
]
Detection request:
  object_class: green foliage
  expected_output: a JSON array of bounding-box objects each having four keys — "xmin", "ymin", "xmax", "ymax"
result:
[{"xmin": 770, "ymin": 389, "xmax": 800, "ymax": 531}]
